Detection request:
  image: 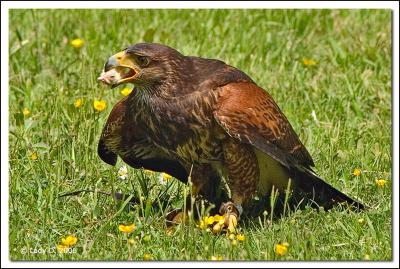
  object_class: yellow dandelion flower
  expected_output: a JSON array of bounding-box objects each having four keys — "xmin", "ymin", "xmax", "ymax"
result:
[
  {"xmin": 375, "ymin": 179, "xmax": 387, "ymax": 188},
  {"xmin": 93, "ymin": 100, "xmax": 106, "ymax": 111},
  {"xmin": 236, "ymin": 234, "xmax": 245, "ymax": 241},
  {"xmin": 352, "ymin": 168, "xmax": 362, "ymax": 176},
  {"xmin": 121, "ymin": 87, "xmax": 133, "ymax": 96},
  {"xmin": 198, "ymin": 220, "xmax": 207, "ymax": 230},
  {"xmin": 162, "ymin": 173, "xmax": 172, "ymax": 180},
  {"xmin": 275, "ymin": 242, "xmax": 289, "ymax": 256},
  {"xmin": 74, "ymin": 98, "xmax": 82, "ymax": 108},
  {"xmin": 22, "ymin": 108, "xmax": 31, "ymax": 117},
  {"xmin": 214, "ymin": 214, "xmax": 224, "ymax": 223},
  {"xmin": 70, "ymin": 38, "xmax": 84, "ymax": 49},
  {"xmin": 210, "ymin": 255, "xmax": 223, "ymax": 261},
  {"xmin": 56, "ymin": 244, "xmax": 70, "ymax": 253},
  {"xmin": 206, "ymin": 216, "xmax": 215, "ymax": 225},
  {"xmin": 213, "ymin": 214, "xmax": 223, "ymax": 219},
  {"xmin": 118, "ymin": 223, "xmax": 136, "ymax": 233},
  {"xmin": 358, "ymin": 218, "xmax": 365, "ymax": 224},
  {"xmin": 159, "ymin": 172, "xmax": 172, "ymax": 185},
  {"xmin": 302, "ymin": 58, "xmax": 317, "ymax": 66},
  {"xmin": 30, "ymin": 152, "xmax": 38, "ymax": 160},
  {"xmin": 61, "ymin": 235, "xmax": 78, "ymax": 247},
  {"xmin": 143, "ymin": 253, "xmax": 152, "ymax": 260}
]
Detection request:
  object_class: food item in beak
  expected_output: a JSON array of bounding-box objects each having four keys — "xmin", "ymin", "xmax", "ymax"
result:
[{"xmin": 97, "ymin": 69, "xmax": 121, "ymax": 86}]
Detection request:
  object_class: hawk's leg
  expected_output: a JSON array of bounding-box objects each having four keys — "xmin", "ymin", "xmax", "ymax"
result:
[
  {"xmin": 220, "ymin": 138, "xmax": 259, "ymax": 232},
  {"xmin": 167, "ymin": 164, "xmax": 227, "ymax": 226}
]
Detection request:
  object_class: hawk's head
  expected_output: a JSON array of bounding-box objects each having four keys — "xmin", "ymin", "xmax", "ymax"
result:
[{"xmin": 98, "ymin": 43, "xmax": 184, "ymax": 89}]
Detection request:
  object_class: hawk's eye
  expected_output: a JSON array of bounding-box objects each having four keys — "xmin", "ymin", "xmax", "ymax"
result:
[{"xmin": 136, "ymin": 55, "xmax": 150, "ymax": 67}]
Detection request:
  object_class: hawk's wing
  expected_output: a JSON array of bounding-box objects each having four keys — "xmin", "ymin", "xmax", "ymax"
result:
[
  {"xmin": 214, "ymin": 82, "xmax": 314, "ymax": 169},
  {"xmin": 98, "ymin": 96, "xmax": 188, "ymax": 181},
  {"xmin": 213, "ymin": 82, "xmax": 365, "ymax": 210}
]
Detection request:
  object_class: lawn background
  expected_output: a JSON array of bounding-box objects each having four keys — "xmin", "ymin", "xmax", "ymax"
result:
[{"xmin": 8, "ymin": 9, "xmax": 392, "ymax": 261}]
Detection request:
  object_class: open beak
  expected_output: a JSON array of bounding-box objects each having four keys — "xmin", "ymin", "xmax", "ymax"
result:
[{"xmin": 97, "ymin": 51, "xmax": 139, "ymax": 88}]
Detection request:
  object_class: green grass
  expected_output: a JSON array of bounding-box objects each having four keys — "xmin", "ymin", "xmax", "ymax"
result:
[{"xmin": 8, "ymin": 9, "xmax": 392, "ymax": 261}]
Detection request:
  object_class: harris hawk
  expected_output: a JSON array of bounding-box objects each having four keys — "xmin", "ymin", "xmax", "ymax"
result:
[{"xmin": 97, "ymin": 43, "xmax": 365, "ymax": 231}]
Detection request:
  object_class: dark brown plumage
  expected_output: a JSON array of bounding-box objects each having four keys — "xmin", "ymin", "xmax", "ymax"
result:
[{"xmin": 98, "ymin": 43, "xmax": 365, "ymax": 229}]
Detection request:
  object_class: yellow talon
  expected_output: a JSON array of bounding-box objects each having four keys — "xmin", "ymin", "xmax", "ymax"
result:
[
  {"xmin": 212, "ymin": 223, "xmax": 222, "ymax": 234},
  {"xmin": 227, "ymin": 214, "xmax": 237, "ymax": 233}
]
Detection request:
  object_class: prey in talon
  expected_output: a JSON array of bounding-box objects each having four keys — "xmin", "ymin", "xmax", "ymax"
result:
[{"xmin": 96, "ymin": 43, "xmax": 366, "ymax": 233}]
